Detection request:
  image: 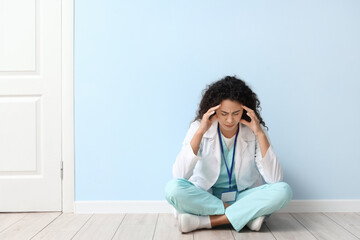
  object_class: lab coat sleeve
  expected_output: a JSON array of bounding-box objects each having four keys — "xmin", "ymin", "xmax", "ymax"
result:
[
  {"xmin": 172, "ymin": 121, "xmax": 202, "ymax": 179},
  {"xmin": 254, "ymin": 126, "xmax": 283, "ymax": 183}
]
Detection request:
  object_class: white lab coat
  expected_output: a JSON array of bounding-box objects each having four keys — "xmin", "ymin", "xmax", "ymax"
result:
[{"xmin": 173, "ymin": 120, "xmax": 283, "ymax": 191}]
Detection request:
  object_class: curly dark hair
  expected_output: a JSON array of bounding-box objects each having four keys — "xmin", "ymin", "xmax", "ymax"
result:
[{"xmin": 194, "ymin": 76, "xmax": 267, "ymax": 129}]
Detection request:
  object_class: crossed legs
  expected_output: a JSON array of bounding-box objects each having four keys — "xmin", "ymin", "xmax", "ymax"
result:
[{"xmin": 165, "ymin": 178, "xmax": 292, "ymax": 232}]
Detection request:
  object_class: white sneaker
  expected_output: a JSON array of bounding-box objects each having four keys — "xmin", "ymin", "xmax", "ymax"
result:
[{"xmin": 246, "ymin": 216, "xmax": 265, "ymax": 231}]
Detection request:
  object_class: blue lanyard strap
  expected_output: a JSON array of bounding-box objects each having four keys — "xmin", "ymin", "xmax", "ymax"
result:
[{"xmin": 217, "ymin": 123, "xmax": 239, "ymax": 189}]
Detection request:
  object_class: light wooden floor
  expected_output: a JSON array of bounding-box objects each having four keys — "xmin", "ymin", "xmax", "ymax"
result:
[{"xmin": 0, "ymin": 212, "xmax": 359, "ymax": 240}]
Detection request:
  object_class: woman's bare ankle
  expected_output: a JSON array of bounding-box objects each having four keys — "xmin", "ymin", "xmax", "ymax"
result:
[{"xmin": 210, "ymin": 214, "xmax": 230, "ymax": 227}]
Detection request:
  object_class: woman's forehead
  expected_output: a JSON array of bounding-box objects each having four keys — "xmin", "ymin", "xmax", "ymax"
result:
[{"xmin": 219, "ymin": 99, "xmax": 242, "ymax": 109}]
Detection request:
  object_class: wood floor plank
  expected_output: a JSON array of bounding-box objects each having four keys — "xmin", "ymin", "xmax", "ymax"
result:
[
  {"xmin": 112, "ymin": 214, "xmax": 158, "ymax": 240},
  {"xmin": 2, "ymin": 212, "xmax": 359, "ymax": 239},
  {"xmin": 120, "ymin": 213, "xmax": 158, "ymax": 225},
  {"xmin": 71, "ymin": 214, "xmax": 125, "ymax": 240},
  {"xmin": 0, "ymin": 213, "xmax": 27, "ymax": 232},
  {"xmin": 265, "ymin": 213, "xmax": 317, "ymax": 240},
  {"xmin": 292, "ymin": 213, "xmax": 359, "ymax": 240},
  {"xmin": 0, "ymin": 212, "xmax": 61, "ymax": 240},
  {"xmin": 232, "ymin": 224, "xmax": 276, "ymax": 240},
  {"xmin": 152, "ymin": 214, "xmax": 193, "ymax": 240},
  {"xmin": 194, "ymin": 225, "xmax": 234, "ymax": 240},
  {"xmin": 324, "ymin": 212, "xmax": 360, "ymax": 238},
  {"xmin": 31, "ymin": 213, "xmax": 92, "ymax": 240}
]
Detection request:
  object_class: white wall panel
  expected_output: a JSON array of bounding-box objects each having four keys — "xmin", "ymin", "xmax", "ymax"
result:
[
  {"xmin": 0, "ymin": 96, "xmax": 40, "ymax": 174},
  {"xmin": 0, "ymin": 0, "xmax": 36, "ymax": 71}
]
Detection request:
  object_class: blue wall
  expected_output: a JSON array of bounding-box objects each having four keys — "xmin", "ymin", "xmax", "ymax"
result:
[{"xmin": 75, "ymin": 0, "xmax": 360, "ymax": 200}]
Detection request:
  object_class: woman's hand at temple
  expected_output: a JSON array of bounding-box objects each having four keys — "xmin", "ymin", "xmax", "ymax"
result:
[
  {"xmin": 240, "ymin": 105, "xmax": 270, "ymax": 158},
  {"xmin": 240, "ymin": 105, "xmax": 263, "ymax": 136},
  {"xmin": 190, "ymin": 104, "xmax": 221, "ymax": 155},
  {"xmin": 197, "ymin": 104, "xmax": 221, "ymax": 134}
]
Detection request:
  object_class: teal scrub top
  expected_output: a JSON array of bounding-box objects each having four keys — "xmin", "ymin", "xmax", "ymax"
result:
[{"xmin": 211, "ymin": 133, "xmax": 237, "ymax": 197}]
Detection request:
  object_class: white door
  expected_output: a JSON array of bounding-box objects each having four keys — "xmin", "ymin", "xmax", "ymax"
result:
[{"xmin": 0, "ymin": 0, "xmax": 62, "ymax": 211}]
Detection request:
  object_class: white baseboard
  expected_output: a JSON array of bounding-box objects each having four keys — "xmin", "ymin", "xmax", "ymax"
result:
[
  {"xmin": 278, "ymin": 199, "xmax": 360, "ymax": 213},
  {"xmin": 74, "ymin": 200, "xmax": 360, "ymax": 213}
]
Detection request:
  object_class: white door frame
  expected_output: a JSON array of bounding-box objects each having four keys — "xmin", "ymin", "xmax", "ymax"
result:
[{"xmin": 61, "ymin": 0, "xmax": 75, "ymax": 213}]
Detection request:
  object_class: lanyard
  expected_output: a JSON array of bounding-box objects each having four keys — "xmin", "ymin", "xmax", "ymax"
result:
[{"xmin": 217, "ymin": 123, "xmax": 239, "ymax": 189}]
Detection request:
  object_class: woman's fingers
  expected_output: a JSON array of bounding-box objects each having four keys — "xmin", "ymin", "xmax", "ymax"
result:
[
  {"xmin": 240, "ymin": 119, "xmax": 250, "ymax": 126},
  {"xmin": 247, "ymin": 111, "xmax": 258, "ymax": 121},
  {"xmin": 241, "ymin": 105, "xmax": 262, "ymax": 134},
  {"xmin": 199, "ymin": 104, "xmax": 221, "ymax": 133},
  {"xmin": 242, "ymin": 105, "xmax": 258, "ymax": 121},
  {"xmin": 208, "ymin": 104, "xmax": 221, "ymax": 113},
  {"xmin": 246, "ymin": 111, "xmax": 255, "ymax": 118},
  {"xmin": 209, "ymin": 112, "xmax": 218, "ymax": 123},
  {"xmin": 204, "ymin": 110, "xmax": 215, "ymax": 119},
  {"xmin": 204, "ymin": 104, "xmax": 221, "ymax": 118},
  {"xmin": 242, "ymin": 105, "xmax": 254, "ymax": 113}
]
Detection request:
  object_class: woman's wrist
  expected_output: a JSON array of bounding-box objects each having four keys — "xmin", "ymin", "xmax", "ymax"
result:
[
  {"xmin": 196, "ymin": 129, "xmax": 206, "ymax": 136},
  {"xmin": 191, "ymin": 129, "xmax": 205, "ymax": 156},
  {"xmin": 255, "ymin": 129, "xmax": 265, "ymax": 137}
]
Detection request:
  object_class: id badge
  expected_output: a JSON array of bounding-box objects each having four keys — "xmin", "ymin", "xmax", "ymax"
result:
[{"xmin": 220, "ymin": 190, "xmax": 237, "ymax": 203}]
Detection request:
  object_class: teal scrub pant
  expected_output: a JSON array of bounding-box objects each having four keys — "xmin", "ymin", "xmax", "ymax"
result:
[{"xmin": 165, "ymin": 178, "xmax": 292, "ymax": 232}]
